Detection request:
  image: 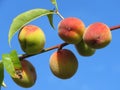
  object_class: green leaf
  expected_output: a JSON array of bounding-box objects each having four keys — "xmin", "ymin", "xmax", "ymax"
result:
[
  {"xmin": 0, "ymin": 61, "xmax": 4, "ymax": 86},
  {"xmin": 2, "ymin": 50, "xmax": 22, "ymax": 78},
  {"xmin": 10, "ymin": 50, "xmax": 22, "ymax": 70},
  {"xmin": 8, "ymin": 8, "xmax": 55, "ymax": 46},
  {"xmin": 2, "ymin": 54, "xmax": 16, "ymax": 78},
  {"xmin": 51, "ymin": 0, "xmax": 58, "ymax": 10},
  {"xmin": 47, "ymin": 14, "xmax": 55, "ymax": 29}
]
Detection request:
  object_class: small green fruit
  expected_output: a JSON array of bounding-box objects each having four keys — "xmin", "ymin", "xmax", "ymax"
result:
[
  {"xmin": 49, "ymin": 49, "xmax": 78, "ymax": 79},
  {"xmin": 75, "ymin": 39, "xmax": 96, "ymax": 56},
  {"xmin": 18, "ymin": 25, "xmax": 46, "ymax": 55},
  {"xmin": 12, "ymin": 60, "xmax": 36, "ymax": 88}
]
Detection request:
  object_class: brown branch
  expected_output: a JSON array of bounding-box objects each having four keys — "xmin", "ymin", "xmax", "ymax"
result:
[
  {"xmin": 110, "ymin": 25, "xmax": 120, "ymax": 31},
  {"xmin": 19, "ymin": 42, "xmax": 69, "ymax": 60}
]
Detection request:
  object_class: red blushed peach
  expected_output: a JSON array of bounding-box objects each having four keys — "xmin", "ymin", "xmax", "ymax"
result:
[
  {"xmin": 83, "ymin": 22, "xmax": 112, "ymax": 49},
  {"xmin": 49, "ymin": 49, "xmax": 78, "ymax": 79},
  {"xmin": 58, "ymin": 17, "xmax": 85, "ymax": 44},
  {"xmin": 18, "ymin": 25, "xmax": 46, "ymax": 55}
]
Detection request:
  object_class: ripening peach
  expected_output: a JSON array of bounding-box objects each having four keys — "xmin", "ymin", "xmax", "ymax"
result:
[
  {"xmin": 58, "ymin": 17, "xmax": 85, "ymax": 44},
  {"xmin": 49, "ymin": 49, "xmax": 78, "ymax": 79},
  {"xmin": 18, "ymin": 25, "xmax": 46, "ymax": 55},
  {"xmin": 83, "ymin": 22, "xmax": 112, "ymax": 49},
  {"xmin": 75, "ymin": 39, "xmax": 96, "ymax": 56},
  {"xmin": 12, "ymin": 60, "xmax": 36, "ymax": 88}
]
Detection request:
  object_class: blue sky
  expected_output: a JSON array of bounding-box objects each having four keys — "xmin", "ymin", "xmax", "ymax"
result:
[{"xmin": 1, "ymin": 0, "xmax": 120, "ymax": 90}]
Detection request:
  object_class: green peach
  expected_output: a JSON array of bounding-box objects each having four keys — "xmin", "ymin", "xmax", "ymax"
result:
[
  {"xmin": 75, "ymin": 39, "xmax": 96, "ymax": 56},
  {"xmin": 18, "ymin": 25, "xmax": 46, "ymax": 55}
]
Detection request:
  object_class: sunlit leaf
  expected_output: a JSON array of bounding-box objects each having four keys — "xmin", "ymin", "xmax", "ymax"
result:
[
  {"xmin": 2, "ymin": 54, "xmax": 16, "ymax": 78},
  {"xmin": 10, "ymin": 50, "xmax": 22, "ymax": 70},
  {"xmin": 0, "ymin": 61, "xmax": 4, "ymax": 86},
  {"xmin": 51, "ymin": 0, "xmax": 58, "ymax": 10},
  {"xmin": 2, "ymin": 50, "xmax": 22, "ymax": 78},
  {"xmin": 47, "ymin": 14, "xmax": 55, "ymax": 29},
  {"xmin": 8, "ymin": 9, "xmax": 55, "ymax": 46}
]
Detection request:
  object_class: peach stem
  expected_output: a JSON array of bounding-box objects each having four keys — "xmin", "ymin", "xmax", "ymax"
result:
[{"xmin": 55, "ymin": 10, "xmax": 64, "ymax": 20}]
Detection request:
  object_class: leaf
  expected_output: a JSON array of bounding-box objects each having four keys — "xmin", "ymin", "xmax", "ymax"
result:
[
  {"xmin": 10, "ymin": 50, "xmax": 22, "ymax": 70},
  {"xmin": 51, "ymin": 0, "xmax": 58, "ymax": 10},
  {"xmin": 47, "ymin": 14, "xmax": 55, "ymax": 29},
  {"xmin": 2, "ymin": 50, "xmax": 22, "ymax": 78},
  {"xmin": 0, "ymin": 61, "xmax": 4, "ymax": 86},
  {"xmin": 2, "ymin": 54, "xmax": 16, "ymax": 78},
  {"xmin": 8, "ymin": 9, "xmax": 55, "ymax": 46}
]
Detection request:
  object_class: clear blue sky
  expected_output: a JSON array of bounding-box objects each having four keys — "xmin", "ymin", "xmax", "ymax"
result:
[{"xmin": 1, "ymin": 0, "xmax": 120, "ymax": 90}]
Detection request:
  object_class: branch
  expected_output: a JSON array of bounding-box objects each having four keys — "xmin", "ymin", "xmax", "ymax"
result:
[
  {"xmin": 19, "ymin": 42, "xmax": 69, "ymax": 60},
  {"xmin": 19, "ymin": 24, "xmax": 120, "ymax": 60},
  {"xmin": 110, "ymin": 25, "xmax": 120, "ymax": 31}
]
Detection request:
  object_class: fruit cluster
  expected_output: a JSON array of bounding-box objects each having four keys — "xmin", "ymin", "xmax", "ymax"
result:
[
  {"xmin": 58, "ymin": 17, "xmax": 111, "ymax": 56},
  {"xmin": 13, "ymin": 17, "xmax": 112, "ymax": 88}
]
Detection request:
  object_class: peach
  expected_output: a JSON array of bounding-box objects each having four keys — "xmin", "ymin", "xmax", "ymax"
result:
[
  {"xmin": 18, "ymin": 25, "xmax": 46, "ymax": 55},
  {"xmin": 83, "ymin": 22, "xmax": 112, "ymax": 49},
  {"xmin": 75, "ymin": 39, "xmax": 96, "ymax": 56},
  {"xmin": 49, "ymin": 49, "xmax": 78, "ymax": 79},
  {"xmin": 58, "ymin": 17, "xmax": 85, "ymax": 44},
  {"xmin": 12, "ymin": 60, "xmax": 36, "ymax": 88}
]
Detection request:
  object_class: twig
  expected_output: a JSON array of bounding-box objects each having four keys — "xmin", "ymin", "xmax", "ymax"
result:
[
  {"xmin": 19, "ymin": 42, "xmax": 69, "ymax": 60},
  {"xmin": 55, "ymin": 10, "xmax": 64, "ymax": 20},
  {"xmin": 110, "ymin": 25, "xmax": 120, "ymax": 31}
]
